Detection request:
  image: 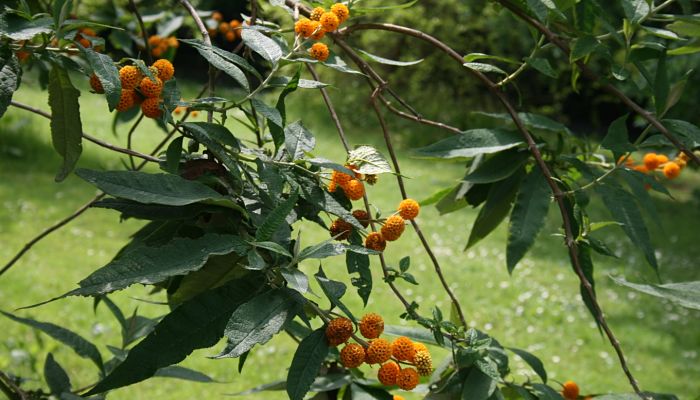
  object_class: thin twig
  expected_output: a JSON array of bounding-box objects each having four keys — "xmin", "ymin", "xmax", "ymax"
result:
[
  {"xmin": 340, "ymin": 20, "xmax": 645, "ymax": 398},
  {"xmin": 9, "ymin": 101, "xmax": 160, "ymax": 163},
  {"xmin": 306, "ymin": 64, "xmax": 351, "ymax": 151},
  {"xmin": 378, "ymin": 93, "xmax": 462, "ymax": 134},
  {"xmin": 127, "ymin": 0, "xmax": 152, "ymax": 65},
  {"xmin": 179, "ymin": 0, "xmax": 216, "ymax": 123},
  {"xmin": 369, "ymin": 87, "xmax": 468, "ymax": 328},
  {"xmin": 0, "ymin": 370, "xmax": 25, "ymax": 400},
  {"xmin": 497, "ymin": 0, "xmax": 699, "ymax": 167}
]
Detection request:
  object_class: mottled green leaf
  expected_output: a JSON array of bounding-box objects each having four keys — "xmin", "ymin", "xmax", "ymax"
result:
[
  {"xmin": 415, "ymin": 129, "xmax": 523, "ymax": 159},
  {"xmin": 286, "ymin": 328, "xmax": 329, "ymax": 400},
  {"xmin": 49, "ymin": 64, "xmax": 83, "ymax": 182}
]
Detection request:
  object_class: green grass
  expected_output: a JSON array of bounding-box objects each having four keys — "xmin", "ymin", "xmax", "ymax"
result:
[{"xmin": 1, "ymin": 75, "xmax": 699, "ymax": 400}]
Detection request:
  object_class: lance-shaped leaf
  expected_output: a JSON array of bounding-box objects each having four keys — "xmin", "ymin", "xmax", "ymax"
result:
[
  {"xmin": 181, "ymin": 122, "xmax": 242, "ymax": 179},
  {"xmin": 76, "ymin": 169, "xmax": 243, "ymax": 211},
  {"xmin": 467, "ymin": 170, "xmax": 523, "ymax": 249},
  {"xmin": 415, "ymin": 129, "xmax": 523, "ymax": 159},
  {"xmin": 0, "ymin": 48, "xmax": 21, "ymax": 118},
  {"xmin": 86, "ymin": 276, "xmax": 262, "ymax": 395},
  {"xmin": 285, "ymin": 120, "xmax": 315, "ymax": 160},
  {"xmin": 611, "ymin": 277, "xmax": 700, "ymax": 311},
  {"xmin": 81, "ymin": 46, "xmax": 121, "ymax": 110},
  {"xmin": 596, "ymin": 183, "xmax": 658, "ymax": 272},
  {"xmin": 217, "ymin": 289, "xmax": 300, "ymax": 358},
  {"xmin": 506, "ymin": 168, "xmax": 551, "ymax": 273},
  {"xmin": 180, "ymin": 39, "xmax": 249, "ymax": 91},
  {"xmin": 1, "ymin": 311, "xmax": 103, "ymax": 371},
  {"xmin": 461, "ymin": 369, "xmax": 495, "ymax": 400},
  {"xmin": 507, "ymin": 347, "xmax": 547, "ymax": 383},
  {"xmin": 44, "ymin": 353, "xmax": 72, "ymax": 395},
  {"xmin": 255, "ymin": 191, "xmax": 299, "ymax": 241},
  {"xmin": 64, "ymin": 234, "xmax": 249, "ymax": 297},
  {"xmin": 241, "ymin": 29, "xmax": 283, "ymax": 64},
  {"xmin": 601, "ymin": 115, "xmax": 635, "ymax": 153},
  {"xmin": 154, "ymin": 366, "xmax": 215, "ymax": 382},
  {"xmin": 315, "ymin": 267, "xmax": 355, "ymax": 322},
  {"xmin": 286, "ymin": 328, "xmax": 330, "ymax": 400},
  {"xmin": 356, "ymin": 49, "xmax": 423, "ymax": 66},
  {"xmin": 49, "ymin": 64, "xmax": 83, "ymax": 182},
  {"xmin": 92, "ymin": 198, "xmax": 219, "ymax": 221}
]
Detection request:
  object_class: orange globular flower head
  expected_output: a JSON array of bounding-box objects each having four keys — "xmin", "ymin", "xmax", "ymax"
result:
[
  {"xmin": 325, "ymin": 317, "xmax": 354, "ymax": 346},
  {"xmin": 340, "ymin": 343, "xmax": 365, "ymax": 368},
  {"xmin": 344, "ymin": 179, "xmax": 365, "ymax": 200},
  {"xmin": 397, "ymin": 368, "xmax": 419, "ymax": 390},
  {"xmin": 391, "ymin": 336, "xmax": 415, "ymax": 361},
  {"xmin": 119, "ymin": 65, "xmax": 142, "ymax": 90},
  {"xmin": 331, "ymin": 3, "xmax": 350, "ymax": 23},
  {"xmin": 141, "ymin": 97, "xmax": 162, "ymax": 119},
  {"xmin": 138, "ymin": 76, "xmax": 163, "ymax": 98},
  {"xmin": 309, "ymin": 42, "xmax": 330, "ymax": 62},
  {"xmin": 352, "ymin": 209, "xmax": 370, "ymax": 227},
  {"xmin": 152, "ymin": 59, "xmax": 175, "ymax": 81},
  {"xmin": 364, "ymin": 232, "xmax": 386, "ymax": 252},
  {"xmin": 310, "ymin": 7, "xmax": 325, "ymax": 21},
  {"xmin": 663, "ymin": 162, "xmax": 681, "ymax": 179},
  {"xmin": 398, "ymin": 198, "xmax": 420, "ymax": 220},
  {"xmin": 89, "ymin": 74, "xmax": 104, "ymax": 93},
  {"xmin": 320, "ymin": 11, "xmax": 340, "ymax": 32},
  {"xmin": 378, "ymin": 361, "xmax": 400, "ymax": 385},
  {"xmin": 294, "ymin": 18, "xmax": 315, "ymax": 38},
  {"xmin": 643, "ymin": 153, "xmax": 661, "ymax": 170},
  {"xmin": 116, "ymin": 89, "xmax": 136, "ymax": 112},
  {"xmin": 330, "ymin": 219, "xmax": 353, "ymax": 241},
  {"xmin": 359, "ymin": 313, "xmax": 384, "ymax": 339},
  {"xmin": 561, "ymin": 380, "xmax": 580, "ymax": 400},
  {"xmin": 381, "ymin": 215, "xmax": 405, "ymax": 241},
  {"xmin": 366, "ymin": 338, "xmax": 392, "ymax": 364}
]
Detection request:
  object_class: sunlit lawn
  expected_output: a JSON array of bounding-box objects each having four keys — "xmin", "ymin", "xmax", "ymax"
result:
[{"xmin": 1, "ymin": 74, "xmax": 699, "ymax": 399}]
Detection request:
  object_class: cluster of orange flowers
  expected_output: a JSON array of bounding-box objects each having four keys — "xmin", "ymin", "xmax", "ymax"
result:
[
  {"xmin": 89, "ymin": 59, "xmax": 174, "ymax": 119},
  {"xmin": 621, "ymin": 151, "xmax": 689, "ymax": 180},
  {"xmin": 207, "ymin": 11, "xmax": 243, "ymax": 42},
  {"xmin": 325, "ymin": 313, "xmax": 433, "ymax": 392},
  {"xmin": 294, "ymin": 3, "xmax": 350, "ymax": 61},
  {"xmin": 147, "ymin": 35, "xmax": 179, "ymax": 58}
]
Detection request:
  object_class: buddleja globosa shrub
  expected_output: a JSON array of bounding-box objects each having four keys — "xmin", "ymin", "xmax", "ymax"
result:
[{"xmin": 0, "ymin": 0, "xmax": 698, "ymax": 399}]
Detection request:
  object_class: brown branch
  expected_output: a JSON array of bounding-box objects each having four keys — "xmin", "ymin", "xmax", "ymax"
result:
[
  {"xmin": 496, "ymin": 0, "xmax": 699, "ymax": 167},
  {"xmin": 338, "ymin": 21, "xmax": 645, "ymax": 397},
  {"xmin": 179, "ymin": 0, "xmax": 216, "ymax": 123},
  {"xmin": 127, "ymin": 0, "xmax": 152, "ymax": 65},
  {"xmin": 9, "ymin": 101, "xmax": 160, "ymax": 163},
  {"xmin": 0, "ymin": 370, "xmax": 25, "ymax": 400},
  {"xmin": 378, "ymin": 93, "xmax": 463, "ymax": 134}
]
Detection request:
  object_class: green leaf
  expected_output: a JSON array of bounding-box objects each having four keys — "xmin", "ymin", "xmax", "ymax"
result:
[
  {"xmin": 352, "ymin": 0, "xmax": 418, "ymax": 14},
  {"xmin": 255, "ymin": 191, "xmax": 299, "ymax": 241},
  {"xmin": 250, "ymin": 241, "xmax": 292, "ymax": 258},
  {"xmin": 321, "ymin": 53, "xmax": 364, "ymax": 75},
  {"xmin": 527, "ymin": 0, "xmax": 558, "ymax": 21},
  {"xmin": 241, "ymin": 29, "xmax": 283, "ymax": 65},
  {"xmin": 282, "ymin": 268, "xmax": 309, "ymax": 294},
  {"xmin": 181, "ymin": 39, "xmax": 249, "ymax": 91},
  {"xmin": 181, "ymin": 122, "xmax": 241, "ymax": 179},
  {"xmin": 641, "ymin": 26, "xmax": 682, "ymax": 40},
  {"xmin": 467, "ymin": 171, "xmax": 523, "ymax": 249},
  {"xmin": 154, "ymin": 366, "xmax": 215, "ymax": 382},
  {"xmin": 48, "ymin": 64, "xmax": 83, "ymax": 182},
  {"xmin": 611, "ymin": 277, "xmax": 700, "ymax": 311},
  {"xmin": 81, "ymin": 46, "xmax": 121, "ymax": 110},
  {"xmin": 570, "ymin": 35, "xmax": 599, "ymax": 62},
  {"xmin": 316, "ymin": 267, "xmax": 355, "ymax": 321},
  {"xmin": 622, "ymin": 0, "xmax": 650, "ymax": 24},
  {"xmin": 464, "ymin": 149, "xmax": 530, "ymax": 184},
  {"xmin": 383, "ymin": 325, "xmax": 440, "ymax": 345},
  {"xmin": 506, "ymin": 168, "xmax": 550, "ymax": 273},
  {"xmin": 596, "ymin": 183, "xmax": 658, "ymax": 272},
  {"xmin": 76, "ymin": 169, "xmax": 242, "ymax": 211},
  {"xmin": 654, "ymin": 52, "xmax": 669, "ymax": 115},
  {"xmin": 286, "ymin": 328, "xmax": 329, "ymax": 400},
  {"xmin": 346, "ymin": 232, "xmax": 372, "ymax": 306},
  {"xmin": 461, "ymin": 369, "xmax": 495, "ymax": 400},
  {"xmin": 415, "ymin": 129, "xmax": 524, "ymax": 159},
  {"xmin": 270, "ymin": 67, "xmax": 300, "ymax": 150},
  {"xmin": 86, "ymin": 276, "xmax": 262, "ymax": 395},
  {"xmin": 464, "ymin": 53, "xmax": 519, "ymax": 65},
  {"xmin": 357, "ymin": 49, "xmax": 423, "ymax": 66},
  {"xmin": 474, "ymin": 112, "xmax": 573, "ymax": 134},
  {"xmin": 464, "ymin": 62, "xmax": 507, "ymax": 75},
  {"xmin": 44, "ymin": 353, "xmax": 72, "ymax": 395},
  {"xmin": 601, "ymin": 115, "xmax": 634, "ymax": 153},
  {"xmin": 218, "ymin": 289, "xmax": 300, "ymax": 358},
  {"xmin": 0, "ymin": 48, "xmax": 21, "ymax": 119},
  {"xmin": 507, "ymin": 347, "xmax": 547, "ymax": 383},
  {"xmin": 527, "ymin": 57, "xmax": 558, "ymax": 78},
  {"xmin": 347, "ymin": 145, "xmax": 393, "ymax": 175},
  {"xmin": 531, "ymin": 383, "xmax": 565, "ymax": 399},
  {"xmin": 92, "ymin": 198, "xmax": 217, "ymax": 221},
  {"xmin": 0, "ymin": 14, "xmax": 53, "ymax": 40},
  {"xmin": 285, "ymin": 121, "xmax": 316, "ymax": 160},
  {"xmin": 251, "ymin": 98, "xmax": 282, "ymax": 128},
  {"xmin": 167, "ymin": 254, "xmax": 248, "ymax": 306},
  {"xmin": 1, "ymin": 311, "xmax": 103, "ymax": 371},
  {"xmin": 662, "ymin": 119, "xmax": 700, "ymax": 148},
  {"xmin": 64, "ymin": 234, "xmax": 248, "ymax": 297}
]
